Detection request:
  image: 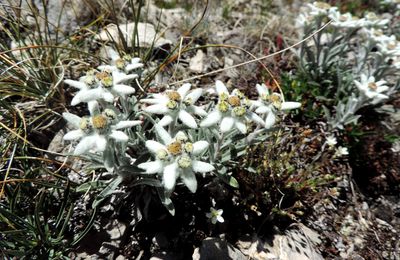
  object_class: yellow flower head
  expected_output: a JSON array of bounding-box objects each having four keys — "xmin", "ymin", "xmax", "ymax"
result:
[
  {"xmin": 92, "ymin": 114, "xmax": 108, "ymax": 130},
  {"xmin": 167, "ymin": 141, "xmax": 182, "ymax": 155}
]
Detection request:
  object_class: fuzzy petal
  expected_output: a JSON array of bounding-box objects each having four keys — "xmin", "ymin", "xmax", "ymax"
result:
[
  {"xmin": 144, "ymin": 104, "xmax": 169, "ymax": 114},
  {"xmin": 125, "ymin": 63, "xmax": 143, "ymax": 72},
  {"xmin": 192, "ymin": 141, "xmax": 209, "ymax": 156},
  {"xmin": 200, "ymin": 110, "xmax": 222, "ymax": 127},
  {"xmin": 155, "ymin": 124, "xmax": 172, "ymax": 144},
  {"xmin": 145, "ymin": 140, "xmax": 167, "ymax": 154},
  {"xmin": 180, "ymin": 170, "xmax": 197, "ymax": 193},
  {"xmin": 64, "ymin": 79, "xmax": 87, "ymax": 90},
  {"xmin": 113, "ymin": 120, "xmax": 141, "ymax": 129},
  {"xmin": 192, "ymin": 160, "xmax": 215, "ymax": 173},
  {"xmin": 281, "ymin": 102, "xmax": 301, "ymax": 110},
  {"xmin": 158, "ymin": 115, "xmax": 174, "ymax": 127},
  {"xmin": 113, "ymin": 84, "xmax": 136, "ymax": 95},
  {"xmin": 138, "ymin": 161, "xmax": 163, "ymax": 174},
  {"xmin": 191, "ymin": 105, "xmax": 207, "ymax": 116},
  {"xmin": 256, "ymin": 83, "xmax": 268, "ymax": 96},
  {"xmin": 255, "ymin": 106, "xmax": 271, "ymax": 114},
  {"xmin": 185, "ymin": 88, "xmax": 203, "ymax": 103},
  {"xmin": 215, "ymin": 80, "xmax": 229, "ymax": 95},
  {"xmin": 88, "ymin": 101, "xmax": 100, "ymax": 115},
  {"xmin": 220, "ymin": 116, "xmax": 235, "ymax": 133},
  {"xmin": 235, "ymin": 120, "xmax": 247, "ymax": 134},
  {"xmin": 95, "ymin": 135, "xmax": 107, "ymax": 152},
  {"xmin": 109, "ymin": 130, "xmax": 129, "ymax": 142},
  {"xmin": 74, "ymin": 136, "xmax": 97, "ymax": 155},
  {"xmin": 163, "ymin": 163, "xmax": 179, "ymax": 191},
  {"xmin": 62, "ymin": 112, "xmax": 81, "ymax": 128},
  {"xmin": 247, "ymin": 112, "xmax": 265, "ymax": 126},
  {"xmin": 179, "ymin": 110, "xmax": 197, "ymax": 128},
  {"xmin": 265, "ymin": 112, "xmax": 276, "ymax": 129},
  {"xmin": 102, "ymin": 92, "xmax": 114, "ymax": 103},
  {"xmin": 177, "ymin": 83, "xmax": 191, "ymax": 99},
  {"xmin": 113, "ymin": 72, "xmax": 138, "ymax": 84},
  {"xmin": 63, "ymin": 129, "xmax": 85, "ymax": 140}
]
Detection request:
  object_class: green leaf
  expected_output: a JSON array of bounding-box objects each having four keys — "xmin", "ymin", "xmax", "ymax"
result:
[
  {"xmin": 76, "ymin": 181, "xmax": 108, "ymax": 193},
  {"xmin": 92, "ymin": 176, "xmax": 123, "ymax": 208},
  {"xmin": 228, "ymin": 176, "xmax": 239, "ymax": 188}
]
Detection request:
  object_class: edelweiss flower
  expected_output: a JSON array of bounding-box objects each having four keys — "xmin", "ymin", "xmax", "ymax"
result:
[
  {"xmin": 307, "ymin": 1, "xmax": 337, "ymax": 16},
  {"xmin": 68, "ymin": 69, "xmax": 137, "ymax": 106},
  {"xmin": 138, "ymin": 125, "xmax": 214, "ymax": 193},
  {"xmin": 334, "ymin": 146, "xmax": 349, "ymax": 157},
  {"xmin": 141, "ymin": 83, "xmax": 206, "ymax": 128},
  {"xmin": 361, "ymin": 28, "xmax": 393, "ymax": 44},
  {"xmin": 362, "ymin": 12, "xmax": 389, "ymax": 27},
  {"xmin": 206, "ymin": 207, "xmax": 224, "ymax": 224},
  {"xmin": 328, "ymin": 10, "xmax": 365, "ymax": 28},
  {"xmin": 377, "ymin": 36, "xmax": 400, "ymax": 56},
  {"xmin": 325, "ymin": 135, "xmax": 337, "ymax": 147},
  {"xmin": 200, "ymin": 80, "xmax": 264, "ymax": 134},
  {"xmin": 354, "ymin": 74, "xmax": 389, "ymax": 103},
  {"xmin": 98, "ymin": 48, "xmax": 143, "ymax": 74},
  {"xmin": 252, "ymin": 83, "xmax": 301, "ymax": 129},
  {"xmin": 63, "ymin": 109, "xmax": 141, "ymax": 155}
]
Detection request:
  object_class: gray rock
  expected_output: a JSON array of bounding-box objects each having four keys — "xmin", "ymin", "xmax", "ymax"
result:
[{"xmin": 192, "ymin": 237, "xmax": 247, "ymax": 260}]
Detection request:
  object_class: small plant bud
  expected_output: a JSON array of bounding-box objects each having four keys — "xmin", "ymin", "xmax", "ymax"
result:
[
  {"xmin": 178, "ymin": 155, "xmax": 192, "ymax": 168},
  {"xmin": 218, "ymin": 101, "xmax": 229, "ymax": 113}
]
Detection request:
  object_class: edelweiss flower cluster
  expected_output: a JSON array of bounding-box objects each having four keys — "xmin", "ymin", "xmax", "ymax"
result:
[
  {"xmin": 62, "ymin": 49, "xmax": 301, "ymax": 206},
  {"xmin": 138, "ymin": 126, "xmax": 214, "ymax": 193}
]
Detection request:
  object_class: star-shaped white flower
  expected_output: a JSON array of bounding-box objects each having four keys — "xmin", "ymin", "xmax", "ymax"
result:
[
  {"xmin": 98, "ymin": 48, "xmax": 144, "ymax": 73},
  {"xmin": 138, "ymin": 125, "xmax": 214, "ymax": 193},
  {"xmin": 252, "ymin": 83, "xmax": 301, "ymax": 129},
  {"xmin": 141, "ymin": 83, "xmax": 206, "ymax": 129},
  {"xmin": 200, "ymin": 80, "xmax": 264, "ymax": 134},
  {"xmin": 307, "ymin": 1, "xmax": 337, "ymax": 16},
  {"xmin": 325, "ymin": 135, "xmax": 337, "ymax": 147},
  {"xmin": 354, "ymin": 74, "xmax": 389, "ymax": 103},
  {"xmin": 68, "ymin": 69, "xmax": 137, "ymax": 106},
  {"xmin": 63, "ymin": 109, "xmax": 141, "ymax": 155},
  {"xmin": 334, "ymin": 146, "xmax": 349, "ymax": 157},
  {"xmin": 328, "ymin": 10, "xmax": 365, "ymax": 28},
  {"xmin": 206, "ymin": 207, "xmax": 224, "ymax": 224},
  {"xmin": 377, "ymin": 36, "xmax": 400, "ymax": 56}
]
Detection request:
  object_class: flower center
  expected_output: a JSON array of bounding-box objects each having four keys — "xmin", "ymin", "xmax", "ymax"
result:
[
  {"xmin": 166, "ymin": 100, "xmax": 178, "ymax": 110},
  {"xmin": 219, "ymin": 92, "xmax": 228, "ymax": 101},
  {"xmin": 176, "ymin": 132, "xmax": 188, "ymax": 142},
  {"xmin": 157, "ymin": 149, "xmax": 168, "ymax": 160},
  {"xmin": 92, "ymin": 114, "xmax": 108, "ymax": 129},
  {"xmin": 218, "ymin": 101, "xmax": 229, "ymax": 113},
  {"xmin": 184, "ymin": 142, "xmax": 193, "ymax": 153},
  {"xmin": 184, "ymin": 97, "xmax": 193, "ymax": 106},
  {"xmin": 103, "ymin": 108, "xmax": 117, "ymax": 120},
  {"xmin": 123, "ymin": 54, "xmax": 132, "ymax": 61},
  {"xmin": 178, "ymin": 155, "xmax": 192, "ymax": 168},
  {"xmin": 233, "ymin": 106, "xmax": 246, "ymax": 117},
  {"xmin": 339, "ymin": 15, "xmax": 348, "ymax": 22},
  {"xmin": 314, "ymin": 2, "xmax": 331, "ymax": 9},
  {"xmin": 228, "ymin": 96, "xmax": 241, "ymax": 107},
  {"xmin": 115, "ymin": 58, "xmax": 126, "ymax": 70},
  {"xmin": 269, "ymin": 94, "xmax": 282, "ymax": 109},
  {"xmin": 368, "ymin": 82, "xmax": 377, "ymax": 90},
  {"xmin": 167, "ymin": 91, "xmax": 181, "ymax": 101},
  {"xmin": 387, "ymin": 43, "xmax": 396, "ymax": 50},
  {"xmin": 167, "ymin": 141, "xmax": 182, "ymax": 155},
  {"xmin": 79, "ymin": 117, "xmax": 92, "ymax": 131},
  {"xmin": 96, "ymin": 71, "xmax": 110, "ymax": 80},
  {"xmin": 101, "ymin": 76, "xmax": 113, "ymax": 88}
]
